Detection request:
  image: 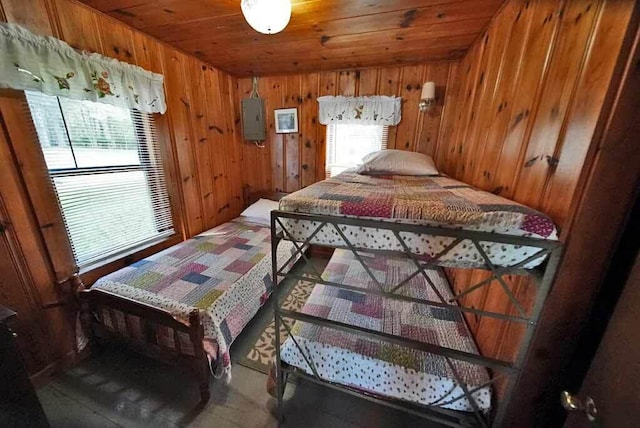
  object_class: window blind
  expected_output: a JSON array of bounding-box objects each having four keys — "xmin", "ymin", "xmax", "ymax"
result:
[
  {"xmin": 25, "ymin": 91, "xmax": 174, "ymax": 269},
  {"xmin": 325, "ymin": 124, "xmax": 388, "ymax": 178}
]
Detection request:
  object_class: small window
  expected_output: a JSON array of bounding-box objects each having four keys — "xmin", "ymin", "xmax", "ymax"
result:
[
  {"xmin": 325, "ymin": 124, "xmax": 388, "ymax": 178},
  {"xmin": 25, "ymin": 91, "xmax": 174, "ymax": 269}
]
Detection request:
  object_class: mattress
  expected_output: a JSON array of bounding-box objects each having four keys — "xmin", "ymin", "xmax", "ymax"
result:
[
  {"xmin": 92, "ymin": 217, "xmax": 295, "ymax": 372},
  {"xmin": 280, "ymin": 249, "xmax": 492, "ymax": 412},
  {"xmin": 277, "ymin": 172, "xmax": 558, "ymax": 269}
]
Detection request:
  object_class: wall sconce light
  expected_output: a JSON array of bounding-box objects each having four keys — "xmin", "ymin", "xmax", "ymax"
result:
[{"xmin": 419, "ymin": 81, "xmax": 436, "ymax": 112}]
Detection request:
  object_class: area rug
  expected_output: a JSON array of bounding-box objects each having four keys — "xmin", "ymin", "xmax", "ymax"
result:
[{"xmin": 237, "ymin": 280, "xmax": 315, "ymax": 374}]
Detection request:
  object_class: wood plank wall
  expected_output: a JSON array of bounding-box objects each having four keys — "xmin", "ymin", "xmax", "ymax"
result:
[
  {"xmin": 0, "ymin": 0, "xmax": 243, "ymax": 377},
  {"xmin": 236, "ymin": 63, "xmax": 460, "ymax": 194},
  {"xmin": 435, "ymin": 0, "xmax": 636, "ymax": 422}
]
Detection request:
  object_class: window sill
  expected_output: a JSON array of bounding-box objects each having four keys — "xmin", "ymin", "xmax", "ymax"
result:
[{"xmin": 80, "ymin": 233, "xmax": 183, "ymax": 286}]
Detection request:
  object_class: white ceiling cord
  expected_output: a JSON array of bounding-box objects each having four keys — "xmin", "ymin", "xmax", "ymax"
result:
[
  {"xmin": 250, "ymin": 76, "xmax": 260, "ymax": 98},
  {"xmin": 251, "ymin": 76, "xmax": 265, "ymax": 148}
]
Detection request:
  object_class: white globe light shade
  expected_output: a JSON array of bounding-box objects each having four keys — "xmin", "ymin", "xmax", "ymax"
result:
[{"xmin": 241, "ymin": 0, "xmax": 292, "ymax": 35}]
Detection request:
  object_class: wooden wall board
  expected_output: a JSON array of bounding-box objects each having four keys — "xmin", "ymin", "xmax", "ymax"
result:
[
  {"xmin": 300, "ymin": 73, "xmax": 320, "ymax": 189},
  {"xmin": 2, "ymin": 0, "xmax": 55, "ymax": 35},
  {"xmin": 265, "ymin": 76, "xmax": 286, "ymax": 193},
  {"xmin": 315, "ymin": 71, "xmax": 338, "ymax": 183},
  {"xmin": 511, "ymin": 0, "xmax": 602, "ymax": 218},
  {"xmin": 490, "ymin": 0, "xmax": 564, "ymax": 200},
  {"xmin": 51, "ymin": 0, "xmax": 104, "ymax": 53},
  {"xmin": 218, "ymin": 72, "xmax": 245, "ymax": 221},
  {"xmin": 283, "ymin": 75, "xmax": 302, "ymax": 192},
  {"xmin": 162, "ymin": 47, "xmax": 204, "ymax": 236}
]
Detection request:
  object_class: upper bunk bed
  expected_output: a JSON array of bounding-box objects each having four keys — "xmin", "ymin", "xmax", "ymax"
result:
[{"xmin": 276, "ymin": 171, "xmax": 558, "ymax": 270}]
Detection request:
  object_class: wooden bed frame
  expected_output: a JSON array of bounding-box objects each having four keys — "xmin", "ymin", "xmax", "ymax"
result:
[{"xmin": 78, "ymin": 187, "xmax": 286, "ymax": 404}]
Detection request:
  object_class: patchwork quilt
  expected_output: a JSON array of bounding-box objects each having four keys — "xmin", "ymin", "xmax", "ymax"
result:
[
  {"xmin": 277, "ymin": 172, "xmax": 558, "ymax": 268},
  {"xmin": 280, "ymin": 249, "xmax": 492, "ymax": 411},
  {"xmin": 93, "ymin": 218, "xmax": 294, "ymax": 373}
]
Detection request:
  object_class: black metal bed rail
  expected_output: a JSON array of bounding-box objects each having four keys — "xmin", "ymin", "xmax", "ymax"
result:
[
  {"xmin": 272, "ymin": 210, "xmax": 562, "ymax": 250},
  {"xmin": 277, "ymin": 272, "xmax": 532, "ymax": 325},
  {"xmin": 279, "ymin": 309, "xmax": 517, "ymax": 373},
  {"xmin": 270, "ymin": 209, "xmax": 563, "ymax": 428}
]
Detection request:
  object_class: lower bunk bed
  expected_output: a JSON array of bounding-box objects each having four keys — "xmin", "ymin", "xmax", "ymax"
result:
[
  {"xmin": 273, "ymin": 249, "xmax": 492, "ymax": 426},
  {"xmin": 79, "ymin": 215, "xmax": 296, "ymax": 402}
]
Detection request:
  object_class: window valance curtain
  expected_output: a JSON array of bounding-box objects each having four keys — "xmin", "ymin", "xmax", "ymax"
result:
[
  {"xmin": 0, "ymin": 23, "xmax": 166, "ymax": 114},
  {"xmin": 317, "ymin": 95, "xmax": 402, "ymax": 126}
]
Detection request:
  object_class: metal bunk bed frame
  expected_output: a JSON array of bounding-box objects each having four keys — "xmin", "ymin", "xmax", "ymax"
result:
[{"xmin": 270, "ymin": 210, "xmax": 563, "ymax": 427}]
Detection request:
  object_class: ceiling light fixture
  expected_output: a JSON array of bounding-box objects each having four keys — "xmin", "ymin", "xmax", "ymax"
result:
[{"xmin": 241, "ymin": 0, "xmax": 292, "ymax": 35}]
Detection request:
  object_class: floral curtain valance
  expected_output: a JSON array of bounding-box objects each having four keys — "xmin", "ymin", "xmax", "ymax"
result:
[
  {"xmin": 0, "ymin": 23, "xmax": 166, "ymax": 114},
  {"xmin": 317, "ymin": 95, "xmax": 402, "ymax": 126}
]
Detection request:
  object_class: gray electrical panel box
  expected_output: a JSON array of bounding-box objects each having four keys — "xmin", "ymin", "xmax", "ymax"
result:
[{"xmin": 241, "ymin": 98, "xmax": 266, "ymax": 141}]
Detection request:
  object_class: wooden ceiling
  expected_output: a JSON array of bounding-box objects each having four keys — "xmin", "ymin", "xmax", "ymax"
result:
[{"xmin": 77, "ymin": 0, "xmax": 505, "ymax": 76}]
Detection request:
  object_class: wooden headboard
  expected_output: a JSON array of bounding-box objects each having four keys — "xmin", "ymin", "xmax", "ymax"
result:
[{"xmin": 242, "ymin": 185, "xmax": 288, "ymax": 208}]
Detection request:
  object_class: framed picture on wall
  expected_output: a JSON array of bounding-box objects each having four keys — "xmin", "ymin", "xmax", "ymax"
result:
[{"xmin": 274, "ymin": 108, "xmax": 298, "ymax": 133}]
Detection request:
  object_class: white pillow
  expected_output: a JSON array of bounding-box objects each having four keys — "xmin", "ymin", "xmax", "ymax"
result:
[
  {"xmin": 355, "ymin": 150, "xmax": 438, "ymax": 176},
  {"xmin": 240, "ymin": 198, "xmax": 280, "ymax": 225}
]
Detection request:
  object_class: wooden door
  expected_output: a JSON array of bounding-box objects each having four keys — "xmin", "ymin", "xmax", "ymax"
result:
[{"xmin": 563, "ymin": 250, "xmax": 640, "ymax": 428}]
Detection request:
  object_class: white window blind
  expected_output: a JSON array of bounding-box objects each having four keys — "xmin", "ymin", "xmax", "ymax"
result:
[
  {"xmin": 325, "ymin": 124, "xmax": 388, "ymax": 177},
  {"xmin": 25, "ymin": 91, "xmax": 174, "ymax": 269}
]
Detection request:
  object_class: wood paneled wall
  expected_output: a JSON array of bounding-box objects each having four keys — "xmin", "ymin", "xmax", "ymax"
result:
[
  {"xmin": 435, "ymin": 0, "xmax": 636, "ymax": 423},
  {"xmin": 236, "ymin": 62, "xmax": 460, "ymax": 193},
  {"xmin": 0, "ymin": 0, "xmax": 243, "ymax": 376}
]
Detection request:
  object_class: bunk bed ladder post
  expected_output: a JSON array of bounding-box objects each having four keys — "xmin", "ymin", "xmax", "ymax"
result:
[
  {"xmin": 271, "ymin": 211, "xmax": 285, "ymax": 422},
  {"xmin": 491, "ymin": 245, "xmax": 563, "ymax": 427}
]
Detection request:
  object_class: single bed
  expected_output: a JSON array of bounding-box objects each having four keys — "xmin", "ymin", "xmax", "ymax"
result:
[
  {"xmin": 279, "ymin": 248, "xmax": 492, "ymax": 412},
  {"xmin": 80, "ymin": 195, "xmax": 296, "ymax": 402},
  {"xmin": 277, "ymin": 171, "xmax": 558, "ymax": 269}
]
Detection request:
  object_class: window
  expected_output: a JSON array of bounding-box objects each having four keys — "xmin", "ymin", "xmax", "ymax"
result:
[
  {"xmin": 325, "ymin": 124, "xmax": 388, "ymax": 177},
  {"xmin": 25, "ymin": 91, "xmax": 174, "ymax": 269}
]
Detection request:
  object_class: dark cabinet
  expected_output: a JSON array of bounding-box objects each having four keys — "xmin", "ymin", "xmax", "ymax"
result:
[{"xmin": 0, "ymin": 306, "xmax": 50, "ymax": 428}]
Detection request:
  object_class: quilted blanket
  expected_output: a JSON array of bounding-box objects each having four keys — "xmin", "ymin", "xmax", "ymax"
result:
[
  {"xmin": 93, "ymin": 218, "xmax": 294, "ymax": 372},
  {"xmin": 280, "ymin": 249, "xmax": 492, "ymax": 411},
  {"xmin": 280, "ymin": 171, "xmax": 556, "ymax": 238},
  {"xmin": 277, "ymin": 171, "xmax": 558, "ymax": 269}
]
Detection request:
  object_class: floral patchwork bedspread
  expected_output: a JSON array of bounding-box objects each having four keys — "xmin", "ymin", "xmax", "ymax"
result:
[
  {"xmin": 280, "ymin": 249, "xmax": 492, "ymax": 411},
  {"xmin": 280, "ymin": 172, "xmax": 556, "ymax": 237},
  {"xmin": 277, "ymin": 172, "xmax": 558, "ymax": 269},
  {"xmin": 92, "ymin": 218, "xmax": 294, "ymax": 373}
]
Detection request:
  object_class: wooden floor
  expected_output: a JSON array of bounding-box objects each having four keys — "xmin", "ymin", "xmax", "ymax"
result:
[{"xmin": 36, "ymin": 295, "xmax": 444, "ymax": 428}]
